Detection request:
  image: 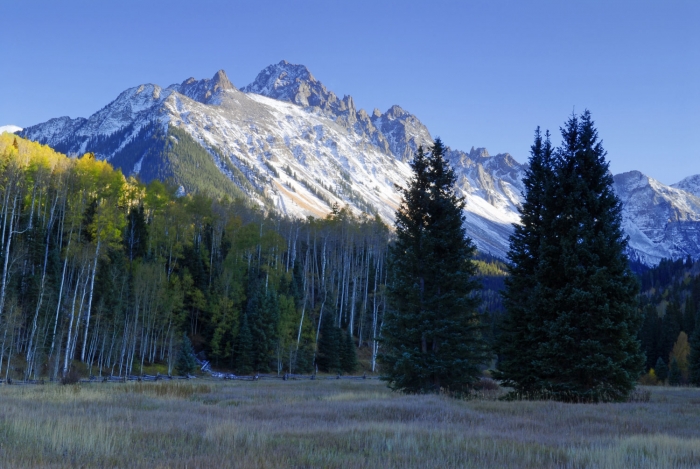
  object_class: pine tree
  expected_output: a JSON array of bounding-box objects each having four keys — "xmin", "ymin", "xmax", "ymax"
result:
[
  {"xmin": 340, "ymin": 328, "xmax": 358, "ymax": 374},
  {"xmin": 316, "ymin": 314, "xmax": 340, "ymax": 373},
  {"xmin": 500, "ymin": 111, "xmax": 643, "ymax": 402},
  {"xmin": 494, "ymin": 128, "xmax": 554, "ymax": 394},
  {"xmin": 639, "ymin": 303, "xmax": 662, "ymax": 370},
  {"xmin": 175, "ymin": 334, "xmax": 197, "ymax": 376},
  {"xmin": 688, "ymin": 311, "xmax": 700, "ymax": 386},
  {"xmin": 236, "ymin": 313, "xmax": 253, "ymax": 374},
  {"xmin": 655, "ymin": 356, "xmax": 669, "ymax": 383},
  {"xmin": 669, "ymin": 357, "xmax": 682, "ymax": 386},
  {"xmin": 683, "ymin": 296, "xmax": 696, "ymax": 336},
  {"xmin": 380, "ymin": 140, "xmax": 489, "ymax": 394},
  {"xmin": 661, "ymin": 299, "xmax": 682, "ymax": 358}
]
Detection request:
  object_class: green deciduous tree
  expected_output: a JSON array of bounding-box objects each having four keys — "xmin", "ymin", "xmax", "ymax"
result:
[{"xmin": 380, "ymin": 139, "xmax": 489, "ymax": 394}]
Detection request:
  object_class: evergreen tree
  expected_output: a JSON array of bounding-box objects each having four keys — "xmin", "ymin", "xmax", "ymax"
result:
[
  {"xmin": 688, "ymin": 312, "xmax": 700, "ymax": 386},
  {"xmin": 655, "ymin": 356, "xmax": 669, "ymax": 383},
  {"xmin": 340, "ymin": 328, "xmax": 358, "ymax": 374},
  {"xmin": 494, "ymin": 127, "xmax": 554, "ymax": 394},
  {"xmin": 683, "ymin": 296, "xmax": 696, "ymax": 336},
  {"xmin": 236, "ymin": 313, "xmax": 253, "ymax": 374},
  {"xmin": 499, "ymin": 111, "xmax": 643, "ymax": 402},
  {"xmin": 294, "ymin": 340, "xmax": 315, "ymax": 374},
  {"xmin": 316, "ymin": 314, "xmax": 340, "ymax": 373},
  {"xmin": 175, "ymin": 334, "xmax": 197, "ymax": 376},
  {"xmin": 380, "ymin": 139, "xmax": 489, "ymax": 394},
  {"xmin": 661, "ymin": 300, "xmax": 682, "ymax": 359},
  {"xmin": 668, "ymin": 357, "xmax": 682, "ymax": 386},
  {"xmin": 639, "ymin": 304, "xmax": 661, "ymax": 370}
]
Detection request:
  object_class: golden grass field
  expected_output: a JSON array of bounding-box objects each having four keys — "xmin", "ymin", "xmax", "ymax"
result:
[{"xmin": 1, "ymin": 379, "xmax": 700, "ymax": 468}]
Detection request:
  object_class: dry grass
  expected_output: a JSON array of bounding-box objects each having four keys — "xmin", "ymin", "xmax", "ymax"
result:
[{"xmin": 1, "ymin": 381, "xmax": 699, "ymax": 468}]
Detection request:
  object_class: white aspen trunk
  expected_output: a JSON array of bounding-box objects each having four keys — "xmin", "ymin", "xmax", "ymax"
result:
[
  {"xmin": 49, "ymin": 245, "xmax": 70, "ymax": 359},
  {"xmin": 80, "ymin": 239, "xmax": 100, "ymax": 362},
  {"xmin": 70, "ymin": 269, "xmax": 90, "ymax": 362},
  {"xmin": 63, "ymin": 264, "xmax": 84, "ymax": 375},
  {"xmin": 0, "ymin": 194, "xmax": 18, "ymax": 322},
  {"xmin": 26, "ymin": 199, "xmax": 58, "ymax": 377},
  {"xmin": 371, "ymin": 255, "xmax": 382, "ymax": 373}
]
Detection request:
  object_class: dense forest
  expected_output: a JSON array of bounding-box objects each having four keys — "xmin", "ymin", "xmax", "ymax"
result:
[
  {"xmin": 0, "ymin": 134, "xmax": 506, "ymax": 381},
  {"xmin": 637, "ymin": 256, "xmax": 700, "ymax": 384}
]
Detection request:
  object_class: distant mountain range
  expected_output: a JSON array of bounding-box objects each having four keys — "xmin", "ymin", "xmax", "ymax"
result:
[{"xmin": 14, "ymin": 60, "xmax": 700, "ymax": 265}]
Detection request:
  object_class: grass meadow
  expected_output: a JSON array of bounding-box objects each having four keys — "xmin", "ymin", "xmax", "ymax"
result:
[{"xmin": 1, "ymin": 379, "xmax": 700, "ymax": 468}]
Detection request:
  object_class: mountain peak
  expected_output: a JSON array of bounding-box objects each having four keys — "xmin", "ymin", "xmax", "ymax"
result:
[
  {"xmin": 242, "ymin": 60, "xmax": 340, "ymax": 110},
  {"xmin": 672, "ymin": 174, "xmax": 700, "ymax": 198},
  {"xmin": 211, "ymin": 69, "xmax": 234, "ymax": 91},
  {"xmin": 176, "ymin": 69, "xmax": 236, "ymax": 104}
]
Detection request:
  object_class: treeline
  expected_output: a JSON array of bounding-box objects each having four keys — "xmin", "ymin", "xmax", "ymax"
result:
[
  {"xmin": 0, "ymin": 134, "xmax": 393, "ymax": 380},
  {"xmin": 638, "ymin": 255, "xmax": 700, "ymax": 384}
]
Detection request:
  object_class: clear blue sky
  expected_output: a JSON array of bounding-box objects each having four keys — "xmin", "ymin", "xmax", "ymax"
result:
[{"xmin": 2, "ymin": 0, "xmax": 698, "ymax": 185}]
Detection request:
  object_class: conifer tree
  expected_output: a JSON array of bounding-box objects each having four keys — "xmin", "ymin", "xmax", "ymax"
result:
[
  {"xmin": 340, "ymin": 328, "xmax": 358, "ymax": 374},
  {"xmin": 655, "ymin": 356, "xmax": 669, "ymax": 383},
  {"xmin": 316, "ymin": 314, "xmax": 340, "ymax": 373},
  {"xmin": 669, "ymin": 357, "xmax": 682, "ymax": 386},
  {"xmin": 236, "ymin": 314, "xmax": 253, "ymax": 374},
  {"xmin": 380, "ymin": 140, "xmax": 489, "ymax": 394},
  {"xmin": 175, "ymin": 334, "xmax": 197, "ymax": 376},
  {"xmin": 494, "ymin": 127, "xmax": 554, "ymax": 394},
  {"xmin": 688, "ymin": 312, "xmax": 700, "ymax": 386},
  {"xmin": 499, "ymin": 111, "xmax": 643, "ymax": 402}
]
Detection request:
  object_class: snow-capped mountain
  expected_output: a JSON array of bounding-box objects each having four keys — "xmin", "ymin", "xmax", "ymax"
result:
[
  {"xmin": 19, "ymin": 61, "xmax": 524, "ymax": 258},
  {"xmin": 17, "ymin": 61, "xmax": 700, "ymax": 265},
  {"xmin": 613, "ymin": 171, "xmax": 700, "ymax": 265},
  {"xmin": 672, "ymin": 174, "xmax": 700, "ymax": 199}
]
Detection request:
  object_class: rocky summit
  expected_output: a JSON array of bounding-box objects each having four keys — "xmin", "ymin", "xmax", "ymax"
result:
[{"xmin": 18, "ymin": 61, "xmax": 700, "ymax": 265}]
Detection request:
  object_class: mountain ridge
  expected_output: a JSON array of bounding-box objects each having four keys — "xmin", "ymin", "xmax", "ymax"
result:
[{"xmin": 17, "ymin": 61, "xmax": 700, "ymax": 265}]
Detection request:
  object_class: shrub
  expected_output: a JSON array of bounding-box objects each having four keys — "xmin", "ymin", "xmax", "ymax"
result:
[
  {"xmin": 473, "ymin": 378, "xmax": 500, "ymax": 391},
  {"xmin": 61, "ymin": 369, "xmax": 81, "ymax": 385},
  {"xmin": 639, "ymin": 369, "xmax": 658, "ymax": 386}
]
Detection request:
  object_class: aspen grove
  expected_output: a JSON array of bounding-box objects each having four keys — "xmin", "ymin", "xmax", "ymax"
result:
[{"xmin": 0, "ymin": 134, "xmax": 392, "ymax": 379}]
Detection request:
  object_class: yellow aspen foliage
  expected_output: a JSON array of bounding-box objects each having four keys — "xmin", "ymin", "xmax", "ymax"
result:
[{"xmin": 670, "ymin": 331, "xmax": 691, "ymax": 380}]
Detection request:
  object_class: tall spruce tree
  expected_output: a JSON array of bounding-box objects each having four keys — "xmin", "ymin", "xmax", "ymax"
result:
[
  {"xmin": 175, "ymin": 334, "xmax": 197, "ymax": 376},
  {"xmin": 689, "ymin": 310, "xmax": 700, "ymax": 386},
  {"xmin": 499, "ymin": 111, "xmax": 644, "ymax": 402},
  {"xmin": 494, "ymin": 128, "xmax": 554, "ymax": 394},
  {"xmin": 380, "ymin": 139, "xmax": 489, "ymax": 394},
  {"xmin": 316, "ymin": 314, "xmax": 341, "ymax": 373},
  {"xmin": 669, "ymin": 357, "xmax": 682, "ymax": 386},
  {"xmin": 655, "ymin": 356, "xmax": 669, "ymax": 383}
]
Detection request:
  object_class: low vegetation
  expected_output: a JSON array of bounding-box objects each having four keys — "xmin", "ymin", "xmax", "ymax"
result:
[{"xmin": 1, "ymin": 380, "xmax": 700, "ymax": 468}]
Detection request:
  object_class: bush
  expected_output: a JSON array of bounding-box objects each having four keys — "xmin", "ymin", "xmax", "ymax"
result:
[
  {"xmin": 639, "ymin": 369, "xmax": 658, "ymax": 386},
  {"xmin": 473, "ymin": 378, "xmax": 500, "ymax": 391},
  {"xmin": 61, "ymin": 369, "xmax": 81, "ymax": 385}
]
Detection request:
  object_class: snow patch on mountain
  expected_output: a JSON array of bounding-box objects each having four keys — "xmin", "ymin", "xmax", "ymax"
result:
[
  {"xmin": 672, "ymin": 174, "xmax": 700, "ymax": 199},
  {"xmin": 17, "ymin": 62, "xmax": 700, "ymax": 264},
  {"xmin": 0, "ymin": 125, "xmax": 22, "ymax": 134},
  {"xmin": 613, "ymin": 171, "xmax": 700, "ymax": 265}
]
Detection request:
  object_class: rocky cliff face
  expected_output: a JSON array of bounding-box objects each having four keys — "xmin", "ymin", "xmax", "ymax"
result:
[
  {"xmin": 613, "ymin": 171, "xmax": 700, "ymax": 265},
  {"xmin": 17, "ymin": 62, "xmax": 700, "ymax": 265}
]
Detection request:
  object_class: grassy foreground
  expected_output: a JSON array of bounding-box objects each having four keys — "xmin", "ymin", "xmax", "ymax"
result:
[{"xmin": 1, "ymin": 380, "xmax": 700, "ymax": 468}]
